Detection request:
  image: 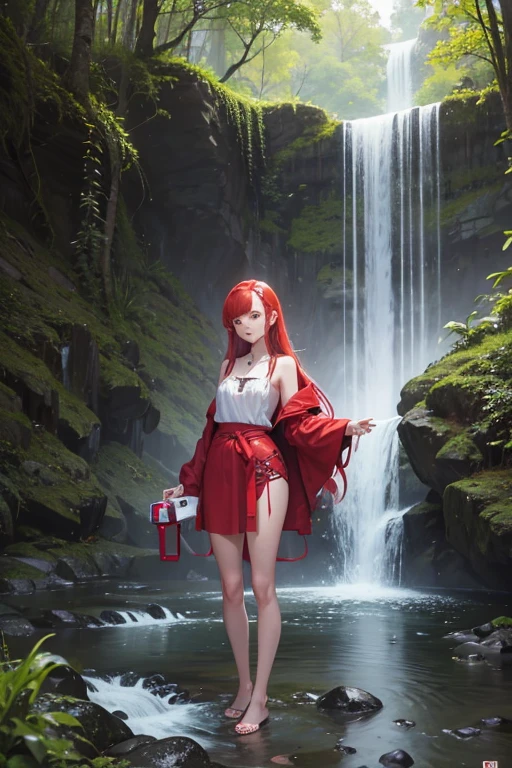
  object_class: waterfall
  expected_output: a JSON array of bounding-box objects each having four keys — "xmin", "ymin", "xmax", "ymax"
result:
[
  {"xmin": 333, "ymin": 43, "xmax": 441, "ymax": 585},
  {"xmin": 386, "ymin": 39, "xmax": 417, "ymax": 113}
]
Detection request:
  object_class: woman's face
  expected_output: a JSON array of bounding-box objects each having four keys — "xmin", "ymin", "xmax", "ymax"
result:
[{"xmin": 233, "ymin": 293, "xmax": 274, "ymax": 344}]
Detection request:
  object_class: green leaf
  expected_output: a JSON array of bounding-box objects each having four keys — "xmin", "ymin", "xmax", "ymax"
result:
[{"xmin": 42, "ymin": 711, "xmax": 83, "ymax": 729}]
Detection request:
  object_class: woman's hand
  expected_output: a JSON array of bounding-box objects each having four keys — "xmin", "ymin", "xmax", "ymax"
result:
[
  {"xmin": 163, "ymin": 484, "xmax": 184, "ymax": 501},
  {"xmin": 346, "ymin": 418, "xmax": 376, "ymax": 451}
]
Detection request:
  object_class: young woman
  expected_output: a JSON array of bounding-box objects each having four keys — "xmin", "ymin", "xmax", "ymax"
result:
[{"xmin": 163, "ymin": 279, "xmax": 374, "ymax": 735}]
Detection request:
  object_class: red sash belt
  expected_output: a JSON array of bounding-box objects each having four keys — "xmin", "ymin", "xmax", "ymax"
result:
[{"xmin": 213, "ymin": 422, "xmax": 272, "ymax": 533}]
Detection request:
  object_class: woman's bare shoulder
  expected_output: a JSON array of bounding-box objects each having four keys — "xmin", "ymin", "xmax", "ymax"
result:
[
  {"xmin": 218, "ymin": 359, "xmax": 229, "ymax": 384},
  {"xmin": 275, "ymin": 355, "xmax": 297, "ymax": 371}
]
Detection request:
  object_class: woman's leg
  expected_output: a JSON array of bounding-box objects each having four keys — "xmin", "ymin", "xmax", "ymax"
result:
[
  {"xmin": 209, "ymin": 531, "xmax": 253, "ymax": 715},
  {"xmin": 237, "ymin": 477, "xmax": 289, "ymax": 731}
]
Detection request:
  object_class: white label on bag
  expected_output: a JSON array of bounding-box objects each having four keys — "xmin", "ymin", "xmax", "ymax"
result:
[{"xmin": 173, "ymin": 496, "xmax": 199, "ymax": 521}]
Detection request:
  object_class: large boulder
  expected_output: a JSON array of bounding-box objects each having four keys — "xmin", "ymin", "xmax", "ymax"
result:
[
  {"xmin": 316, "ymin": 686, "xmax": 383, "ymax": 717},
  {"xmin": 31, "ymin": 693, "xmax": 134, "ymax": 756},
  {"xmin": 397, "ymin": 408, "xmax": 479, "ymax": 495},
  {"xmin": 443, "ymin": 470, "xmax": 512, "ymax": 590},
  {"xmin": 126, "ymin": 736, "xmax": 211, "ymax": 768}
]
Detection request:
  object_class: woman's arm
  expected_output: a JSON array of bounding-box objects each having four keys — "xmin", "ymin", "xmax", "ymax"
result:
[{"xmin": 275, "ymin": 355, "xmax": 299, "ymax": 406}]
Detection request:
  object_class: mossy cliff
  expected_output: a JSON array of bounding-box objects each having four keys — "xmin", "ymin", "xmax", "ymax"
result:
[
  {"xmin": 397, "ymin": 312, "xmax": 512, "ymax": 589},
  {"xmin": 0, "ymin": 21, "xmax": 223, "ymax": 592}
]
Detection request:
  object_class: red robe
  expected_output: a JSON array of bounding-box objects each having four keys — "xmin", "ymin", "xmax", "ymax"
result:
[{"xmin": 179, "ymin": 370, "xmax": 352, "ymax": 540}]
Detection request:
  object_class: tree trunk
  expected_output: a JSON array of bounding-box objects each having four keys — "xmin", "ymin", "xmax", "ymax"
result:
[
  {"xmin": 220, "ymin": 43, "xmax": 253, "ymax": 82},
  {"xmin": 27, "ymin": 0, "xmax": 52, "ymax": 43},
  {"xmin": 112, "ymin": 0, "xmax": 124, "ymax": 44},
  {"xmin": 123, "ymin": 0, "xmax": 139, "ymax": 49},
  {"xmin": 135, "ymin": 0, "xmax": 160, "ymax": 57},
  {"xmin": 499, "ymin": 0, "xmax": 512, "ymax": 131},
  {"xmin": 106, "ymin": 0, "xmax": 113, "ymax": 41},
  {"xmin": 65, "ymin": 0, "xmax": 94, "ymax": 103}
]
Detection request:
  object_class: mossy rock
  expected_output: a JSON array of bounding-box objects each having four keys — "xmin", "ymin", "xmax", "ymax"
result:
[
  {"xmin": 31, "ymin": 693, "xmax": 134, "ymax": 756},
  {"xmin": 397, "ymin": 331, "xmax": 512, "ymax": 416},
  {"xmin": 93, "ymin": 443, "xmax": 173, "ymax": 547},
  {"xmin": 288, "ymin": 195, "xmax": 343, "ymax": 254},
  {"xmin": 397, "ymin": 407, "xmax": 465, "ymax": 495},
  {"xmin": 3, "ymin": 430, "xmax": 108, "ymax": 541},
  {"xmin": 426, "ymin": 374, "xmax": 496, "ymax": 423},
  {"xmin": 435, "ymin": 430, "xmax": 483, "ymax": 472},
  {"xmin": 443, "ymin": 469, "xmax": 512, "ymax": 590}
]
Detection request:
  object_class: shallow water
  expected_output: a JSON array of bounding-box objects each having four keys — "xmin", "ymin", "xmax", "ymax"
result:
[{"xmin": 13, "ymin": 581, "xmax": 512, "ymax": 768}]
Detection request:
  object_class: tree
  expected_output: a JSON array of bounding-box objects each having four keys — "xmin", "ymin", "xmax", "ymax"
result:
[
  {"xmin": 390, "ymin": 0, "xmax": 424, "ymax": 41},
  {"xmin": 218, "ymin": 0, "xmax": 321, "ymax": 83},
  {"xmin": 65, "ymin": 0, "xmax": 94, "ymax": 103},
  {"xmin": 287, "ymin": 0, "xmax": 387, "ymax": 118},
  {"xmin": 419, "ymin": 0, "xmax": 512, "ymax": 130}
]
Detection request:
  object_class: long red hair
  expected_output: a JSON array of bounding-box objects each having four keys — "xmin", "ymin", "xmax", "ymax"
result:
[{"xmin": 221, "ymin": 280, "xmax": 334, "ymax": 417}]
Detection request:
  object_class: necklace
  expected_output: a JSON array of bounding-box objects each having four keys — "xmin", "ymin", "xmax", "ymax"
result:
[{"xmin": 247, "ymin": 353, "xmax": 270, "ymax": 367}]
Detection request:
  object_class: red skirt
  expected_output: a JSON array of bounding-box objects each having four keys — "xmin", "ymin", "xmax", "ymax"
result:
[{"xmin": 200, "ymin": 422, "xmax": 288, "ymax": 535}]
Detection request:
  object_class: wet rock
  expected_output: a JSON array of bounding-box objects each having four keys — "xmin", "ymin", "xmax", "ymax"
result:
[
  {"xmin": 126, "ymin": 735, "xmax": 211, "ymax": 767},
  {"xmin": 472, "ymin": 622, "xmax": 494, "ymax": 638},
  {"xmin": 452, "ymin": 641, "xmax": 487, "ymax": 660},
  {"xmin": 48, "ymin": 266, "xmax": 76, "ymax": 292},
  {"xmin": 100, "ymin": 609, "xmax": 127, "ymax": 625},
  {"xmin": 150, "ymin": 683, "xmax": 180, "ymax": 699},
  {"xmin": 106, "ymin": 735, "xmax": 157, "ymax": 756},
  {"xmin": 32, "ymin": 693, "xmax": 133, "ymax": 756},
  {"xmin": 119, "ymin": 671, "xmax": 141, "ymax": 686},
  {"xmin": 292, "ymin": 691, "xmax": 319, "ymax": 704},
  {"xmin": 481, "ymin": 716, "xmax": 512, "ymax": 729},
  {"xmin": 335, "ymin": 742, "xmax": 357, "ymax": 755},
  {"xmin": 480, "ymin": 628, "xmax": 512, "ymax": 648},
  {"xmin": 0, "ymin": 615, "xmax": 35, "ymax": 636},
  {"xmin": 68, "ymin": 324, "xmax": 99, "ymax": 415},
  {"xmin": 0, "ymin": 577, "xmax": 36, "ymax": 595},
  {"xmin": 55, "ymin": 554, "xmax": 101, "ymax": 581},
  {"xmin": 113, "ymin": 710, "xmax": 128, "ymax": 720},
  {"xmin": 393, "ymin": 719, "xmax": 416, "ymax": 728},
  {"xmin": 145, "ymin": 603, "xmax": 166, "ymax": 619},
  {"xmin": 445, "ymin": 726, "xmax": 481, "ymax": 739},
  {"xmin": 379, "ymin": 749, "xmax": 414, "ymax": 767},
  {"xmin": 142, "ymin": 673, "xmax": 165, "ymax": 691},
  {"xmin": 38, "ymin": 609, "xmax": 90, "ymax": 628},
  {"xmin": 10, "ymin": 556, "xmax": 54, "ymax": 573},
  {"xmin": 122, "ymin": 340, "xmax": 140, "ymax": 368},
  {"xmin": 82, "ymin": 614, "xmax": 104, "ymax": 628},
  {"xmin": 443, "ymin": 629, "xmax": 479, "ymax": 643},
  {"xmin": 316, "ymin": 686, "xmax": 383, "ymax": 716},
  {"xmin": 40, "ymin": 665, "xmax": 89, "ymax": 700}
]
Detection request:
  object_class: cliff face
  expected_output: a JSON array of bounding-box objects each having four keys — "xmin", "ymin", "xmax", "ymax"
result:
[{"xmin": 1, "ymin": 40, "xmax": 511, "ymax": 593}]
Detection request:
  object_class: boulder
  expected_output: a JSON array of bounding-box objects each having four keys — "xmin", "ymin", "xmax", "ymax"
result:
[
  {"xmin": 106, "ymin": 735, "xmax": 157, "ymax": 756},
  {"xmin": 379, "ymin": 750, "xmax": 414, "ymax": 767},
  {"xmin": 443, "ymin": 470, "xmax": 512, "ymax": 590},
  {"xmin": 398, "ymin": 410, "xmax": 479, "ymax": 496},
  {"xmin": 0, "ymin": 614, "xmax": 35, "ymax": 636},
  {"xmin": 39, "ymin": 664, "xmax": 89, "ymax": 700},
  {"xmin": 126, "ymin": 736, "xmax": 211, "ymax": 768},
  {"xmin": 31, "ymin": 693, "xmax": 134, "ymax": 756},
  {"xmin": 316, "ymin": 686, "xmax": 383, "ymax": 716}
]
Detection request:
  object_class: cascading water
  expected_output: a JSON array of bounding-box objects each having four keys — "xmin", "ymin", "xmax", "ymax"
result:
[
  {"xmin": 333, "ymin": 40, "xmax": 441, "ymax": 584},
  {"xmin": 386, "ymin": 39, "xmax": 417, "ymax": 113}
]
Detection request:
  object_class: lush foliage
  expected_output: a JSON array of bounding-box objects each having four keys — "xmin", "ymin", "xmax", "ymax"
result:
[
  {"xmin": 416, "ymin": 0, "xmax": 509, "ymax": 116},
  {"xmin": 0, "ymin": 634, "xmax": 130, "ymax": 768}
]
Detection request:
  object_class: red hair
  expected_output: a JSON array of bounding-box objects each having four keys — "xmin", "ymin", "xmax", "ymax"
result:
[{"xmin": 222, "ymin": 280, "xmax": 334, "ymax": 417}]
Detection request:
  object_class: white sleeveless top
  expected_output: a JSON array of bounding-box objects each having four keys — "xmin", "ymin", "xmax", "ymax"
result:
[{"xmin": 215, "ymin": 357, "xmax": 280, "ymax": 428}]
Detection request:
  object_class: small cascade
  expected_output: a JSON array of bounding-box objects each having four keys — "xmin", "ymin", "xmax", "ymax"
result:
[
  {"xmin": 386, "ymin": 38, "xmax": 417, "ymax": 113},
  {"xmin": 61, "ymin": 345, "xmax": 70, "ymax": 390},
  {"xmin": 84, "ymin": 676, "xmax": 208, "ymax": 742},
  {"xmin": 334, "ymin": 41, "xmax": 442, "ymax": 585}
]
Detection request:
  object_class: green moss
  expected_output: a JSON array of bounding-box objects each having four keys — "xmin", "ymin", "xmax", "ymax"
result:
[
  {"xmin": 435, "ymin": 430, "xmax": 483, "ymax": 463},
  {"xmin": 57, "ymin": 383, "xmax": 100, "ymax": 439},
  {"xmin": 440, "ymin": 182, "xmax": 503, "ymax": 227},
  {"xmin": 93, "ymin": 442, "xmax": 172, "ymax": 515},
  {"xmin": 288, "ymin": 194, "xmax": 343, "ymax": 253},
  {"xmin": 0, "ymin": 16, "xmax": 84, "ymax": 146},
  {"xmin": 259, "ymin": 210, "xmax": 286, "ymax": 236},
  {"xmin": 491, "ymin": 616, "xmax": 512, "ymax": 628},
  {"xmin": 157, "ymin": 56, "xmax": 265, "ymax": 176},
  {"xmin": 273, "ymin": 117, "xmax": 340, "ymax": 165}
]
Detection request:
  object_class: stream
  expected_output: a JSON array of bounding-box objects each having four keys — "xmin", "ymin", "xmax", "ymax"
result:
[{"xmin": 12, "ymin": 579, "xmax": 512, "ymax": 768}]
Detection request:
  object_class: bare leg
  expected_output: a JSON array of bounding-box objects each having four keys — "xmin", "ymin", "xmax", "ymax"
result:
[
  {"xmin": 209, "ymin": 531, "xmax": 253, "ymax": 715},
  {"xmin": 236, "ymin": 477, "xmax": 289, "ymax": 732}
]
